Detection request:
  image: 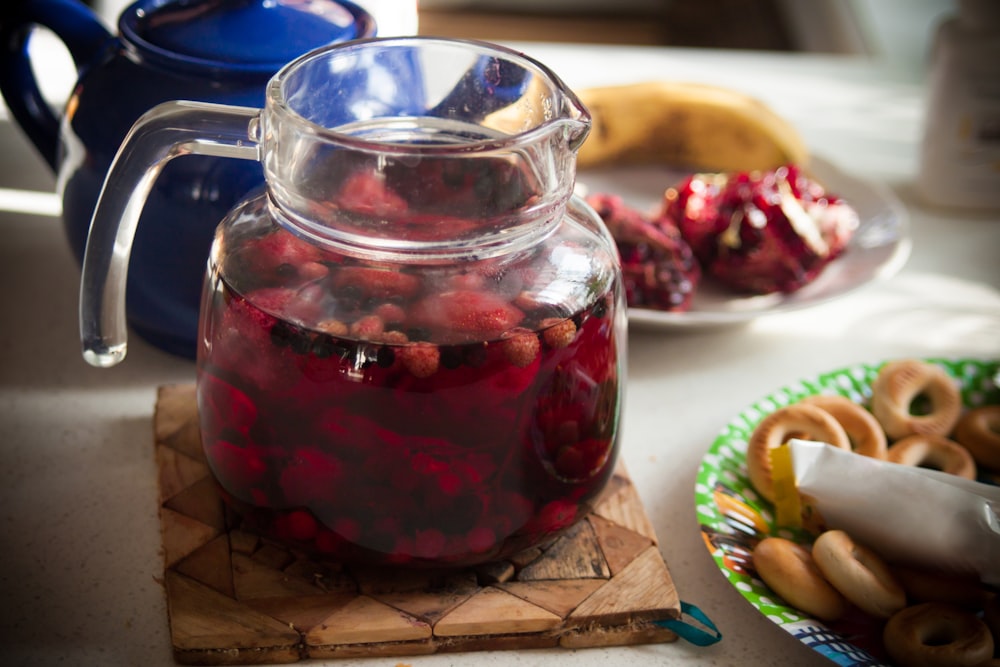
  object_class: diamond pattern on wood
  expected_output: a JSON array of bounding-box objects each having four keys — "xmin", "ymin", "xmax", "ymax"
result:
[{"xmin": 154, "ymin": 384, "xmax": 681, "ymax": 664}]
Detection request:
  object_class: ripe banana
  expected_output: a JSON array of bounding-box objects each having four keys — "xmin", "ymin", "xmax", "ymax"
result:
[{"xmin": 576, "ymin": 81, "xmax": 808, "ymax": 173}]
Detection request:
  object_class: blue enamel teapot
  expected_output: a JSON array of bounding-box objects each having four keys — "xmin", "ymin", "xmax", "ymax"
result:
[{"xmin": 0, "ymin": 0, "xmax": 376, "ymax": 357}]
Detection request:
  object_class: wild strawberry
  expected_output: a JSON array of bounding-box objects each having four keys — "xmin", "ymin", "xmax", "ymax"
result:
[
  {"xmin": 409, "ymin": 290, "xmax": 524, "ymax": 342},
  {"xmin": 587, "ymin": 193, "xmax": 701, "ymax": 312},
  {"xmin": 501, "ymin": 330, "xmax": 540, "ymax": 368},
  {"xmin": 540, "ymin": 317, "xmax": 577, "ymax": 349},
  {"xmin": 349, "ymin": 314, "xmax": 384, "ymax": 339},
  {"xmin": 398, "ymin": 342, "xmax": 440, "ymax": 378},
  {"xmin": 316, "ymin": 318, "xmax": 348, "ymax": 336}
]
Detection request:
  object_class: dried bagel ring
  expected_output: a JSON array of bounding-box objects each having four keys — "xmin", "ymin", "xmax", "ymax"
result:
[
  {"xmin": 801, "ymin": 394, "xmax": 887, "ymax": 459},
  {"xmin": 811, "ymin": 529, "xmax": 906, "ymax": 619},
  {"xmin": 883, "ymin": 602, "xmax": 995, "ymax": 667},
  {"xmin": 953, "ymin": 405, "xmax": 1000, "ymax": 470},
  {"xmin": 752, "ymin": 537, "xmax": 847, "ymax": 621},
  {"xmin": 746, "ymin": 403, "xmax": 851, "ymax": 503},
  {"xmin": 886, "ymin": 434, "xmax": 977, "ymax": 480},
  {"xmin": 871, "ymin": 359, "xmax": 961, "ymax": 440}
]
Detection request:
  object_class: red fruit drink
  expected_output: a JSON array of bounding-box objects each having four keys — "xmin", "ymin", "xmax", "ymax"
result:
[{"xmin": 196, "ymin": 200, "xmax": 623, "ymax": 567}]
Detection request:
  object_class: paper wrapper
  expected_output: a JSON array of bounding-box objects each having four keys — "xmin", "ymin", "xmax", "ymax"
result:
[{"xmin": 783, "ymin": 439, "xmax": 1000, "ymax": 587}]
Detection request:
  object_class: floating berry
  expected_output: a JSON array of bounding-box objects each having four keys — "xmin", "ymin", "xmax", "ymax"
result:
[
  {"xmin": 501, "ymin": 330, "xmax": 540, "ymax": 368},
  {"xmin": 331, "ymin": 266, "xmax": 421, "ymax": 301},
  {"xmin": 398, "ymin": 342, "xmax": 440, "ymax": 378},
  {"xmin": 349, "ymin": 314, "xmax": 385, "ymax": 339},
  {"xmin": 225, "ymin": 228, "xmax": 327, "ymax": 290},
  {"xmin": 335, "ymin": 171, "xmax": 409, "ymax": 218},
  {"xmin": 541, "ymin": 317, "xmax": 577, "ymax": 349},
  {"xmin": 409, "ymin": 290, "xmax": 525, "ymax": 342}
]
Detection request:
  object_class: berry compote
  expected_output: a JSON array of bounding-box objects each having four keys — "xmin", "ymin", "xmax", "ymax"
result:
[{"xmin": 196, "ymin": 193, "xmax": 624, "ymax": 567}]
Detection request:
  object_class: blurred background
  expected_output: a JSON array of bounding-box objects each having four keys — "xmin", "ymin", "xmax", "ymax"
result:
[{"xmin": 79, "ymin": 0, "xmax": 951, "ymax": 79}]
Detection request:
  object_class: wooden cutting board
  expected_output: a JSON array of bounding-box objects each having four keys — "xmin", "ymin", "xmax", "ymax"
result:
[{"xmin": 153, "ymin": 384, "xmax": 681, "ymax": 664}]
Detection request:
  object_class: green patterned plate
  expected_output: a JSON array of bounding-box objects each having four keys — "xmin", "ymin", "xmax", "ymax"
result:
[{"xmin": 695, "ymin": 358, "xmax": 999, "ymax": 667}]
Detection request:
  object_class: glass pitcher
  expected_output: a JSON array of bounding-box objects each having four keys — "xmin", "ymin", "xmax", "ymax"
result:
[{"xmin": 80, "ymin": 37, "xmax": 627, "ymax": 567}]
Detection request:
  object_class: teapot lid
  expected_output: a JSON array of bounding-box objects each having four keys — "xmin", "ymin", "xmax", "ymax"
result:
[{"xmin": 121, "ymin": 0, "xmax": 377, "ymax": 75}]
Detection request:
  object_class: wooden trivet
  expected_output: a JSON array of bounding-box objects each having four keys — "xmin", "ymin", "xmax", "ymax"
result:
[{"xmin": 154, "ymin": 384, "xmax": 680, "ymax": 664}]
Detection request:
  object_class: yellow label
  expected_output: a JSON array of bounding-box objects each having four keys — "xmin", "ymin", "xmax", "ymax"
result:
[{"xmin": 770, "ymin": 444, "xmax": 801, "ymax": 529}]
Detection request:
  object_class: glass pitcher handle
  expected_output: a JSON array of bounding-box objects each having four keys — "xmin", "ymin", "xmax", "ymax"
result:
[{"xmin": 80, "ymin": 100, "xmax": 261, "ymax": 367}]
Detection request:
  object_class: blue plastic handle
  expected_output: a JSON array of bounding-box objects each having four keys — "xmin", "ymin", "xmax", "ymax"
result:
[{"xmin": 0, "ymin": 0, "xmax": 114, "ymax": 169}]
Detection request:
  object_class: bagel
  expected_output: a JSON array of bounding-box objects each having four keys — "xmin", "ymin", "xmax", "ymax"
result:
[
  {"xmin": 952, "ymin": 405, "xmax": 1000, "ymax": 470},
  {"xmin": 801, "ymin": 394, "xmax": 888, "ymax": 459},
  {"xmin": 811, "ymin": 529, "xmax": 906, "ymax": 619},
  {"xmin": 752, "ymin": 536, "xmax": 847, "ymax": 622},
  {"xmin": 883, "ymin": 602, "xmax": 995, "ymax": 667},
  {"xmin": 746, "ymin": 403, "xmax": 851, "ymax": 503},
  {"xmin": 886, "ymin": 434, "xmax": 977, "ymax": 480},
  {"xmin": 871, "ymin": 359, "xmax": 962, "ymax": 440}
]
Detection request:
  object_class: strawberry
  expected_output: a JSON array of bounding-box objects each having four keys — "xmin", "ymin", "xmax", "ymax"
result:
[
  {"xmin": 330, "ymin": 266, "xmax": 421, "ymax": 301},
  {"xmin": 408, "ymin": 290, "xmax": 524, "ymax": 342},
  {"xmin": 335, "ymin": 171, "xmax": 409, "ymax": 218},
  {"xmin": 225, "ymin": 228, "xmax": 327, "ymax": 290}
]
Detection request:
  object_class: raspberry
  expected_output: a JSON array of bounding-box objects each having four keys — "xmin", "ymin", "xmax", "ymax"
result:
[
  {"xmin": 501, "ymin": 330, "xmax": 540, "ymax": 368},
  {"xmin": 587, "ymin": 193, "xmax": 701, "ymax": 312},
  {"xmin": 409, "ymin": 290, "xmax": 525, "ymax": 342},
  {"xmin": 398, "ymin": 342, "xmax": 440, "ymax": 378},
  {"xmin": 540, "ymin": 317, "xmax": 577, "ymax": 349}
]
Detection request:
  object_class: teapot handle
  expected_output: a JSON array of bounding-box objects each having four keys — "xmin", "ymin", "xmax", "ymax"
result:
[
  {"xmin": 0, "ymin": 0, "xmax": 114, "ymax": 169},
  {"xmin": 80, "ymin": 100, "xmax": 261, "ymax": 368}
]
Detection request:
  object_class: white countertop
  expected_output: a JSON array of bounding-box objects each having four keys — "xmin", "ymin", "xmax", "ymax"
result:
[{"xmin": 1, "ymin": 43, "xmax": 998, "ymax": 667}]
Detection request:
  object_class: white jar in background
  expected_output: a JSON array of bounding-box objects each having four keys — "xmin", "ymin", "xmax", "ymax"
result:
[
  {"xmin": 917, "ymin": 0, "xmax": 1000, "ymax": 211},
  {"xmin": 356, "ymin": 0, "xmax": 420, "ymax": 36}
]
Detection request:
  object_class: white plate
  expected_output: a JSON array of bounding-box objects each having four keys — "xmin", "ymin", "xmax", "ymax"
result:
[{"xmin": 577, "ymin": 157, "xmax": 911, "ymax": 328}]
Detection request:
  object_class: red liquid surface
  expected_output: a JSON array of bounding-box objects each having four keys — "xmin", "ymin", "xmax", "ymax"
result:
[{"xmin": 196, "ymin": 227, "xmax": 622, "ymax": 566}]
